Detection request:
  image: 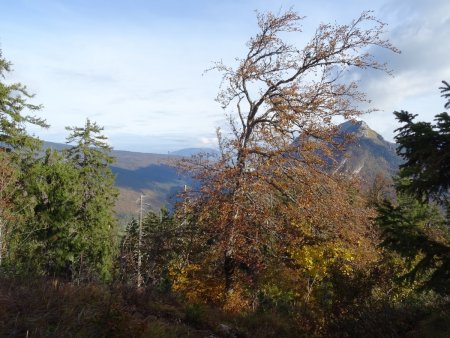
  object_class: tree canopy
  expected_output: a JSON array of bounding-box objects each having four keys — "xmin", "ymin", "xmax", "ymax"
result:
[
  {"xmin": 176, "ymin": 10, "xmax": 398, "ymax": 309},
  {"xmin": 64, "ymin": 119, "xmax": 118, "ymax": 281},
  {"xmin": 377, "ymin": 82, "xmax": 450, "ymax": 295},
  {"xmin": 0, "ymin": 50, "xmax": 47, "ymax": 151},
  {"xmin": 394, "ymin": 108, "xmax": 450, "ymax": 204}
]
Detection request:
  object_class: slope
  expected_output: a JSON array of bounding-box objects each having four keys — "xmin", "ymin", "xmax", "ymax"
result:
[{"xmin": 335, "ymin": 120, "xmax": 402, "ymax": 183}]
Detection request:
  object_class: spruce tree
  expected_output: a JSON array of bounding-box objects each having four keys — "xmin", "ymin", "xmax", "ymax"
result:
[
  {"xmin": 119, "ymin": 209, "xmax": 179, "ymax": 288},
  {"xmin": 377, "ymin": 190, "xmax": 449, "ymax": 293},
  {"xmin": 377, "ymin": 82, "xmax": 450, "ymax": 295},
  {"xmin": 65, "ymin": 119, "xmax": 118, "ymax": 281},
  {"xmin": 0, "ymin": 49, "xmax": 47, "ymax": 270},
  {"xmin": 12, "ymin": 149, "xmax": 81, "ymax": 276},
  {"xmin": 0, "ymin": 50, "xmax": 47, "ymax": 152},
  {"xmin": 394, "ymin": 109, "xmax": 450, "ymax": 204}
]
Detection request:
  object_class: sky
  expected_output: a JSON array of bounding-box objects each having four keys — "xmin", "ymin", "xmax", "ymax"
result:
[{"xmin": 1, "ymin": 0, "xmax": 449, "ymax": 153}]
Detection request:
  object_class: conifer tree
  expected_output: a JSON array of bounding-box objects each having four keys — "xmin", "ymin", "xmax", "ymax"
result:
[
  {"xmin": 0, "ymin": 50, "xmax": 47, "ymax": 152},
  {"xmin": 119, "ymin": 208, "xmax": 179, "ymax": 288},
  {"xmin": 11, "ymin": 149, "xmax": 81, "ymax": 276},
  {"xmin": 65, "ymin": 119, "xmax": 118, "ymax": 281},
  {"xmin": 377, "ymin": 82, "xmax": 450, "ymax": 295},
  {"xmin": 394, "ymin": 109, "xmax": 450, "ymax": 204},
  {"xmin": 0, "ymin": 49, "xmax": 47, "ymax": 270},
  {"xmin": 0, "ymin": 151, "xmax": 18, "ymax": 267}
]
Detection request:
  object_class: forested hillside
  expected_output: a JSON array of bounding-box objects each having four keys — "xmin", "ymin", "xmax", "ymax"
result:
[{"xmin": 48, "ymin": 119, "xmax": 402, "ymax": 218}]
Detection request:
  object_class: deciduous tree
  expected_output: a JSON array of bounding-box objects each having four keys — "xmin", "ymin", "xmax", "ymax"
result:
[{"xmin": 176, "ymin": 10, "xmax": 398, "ymax": 308}]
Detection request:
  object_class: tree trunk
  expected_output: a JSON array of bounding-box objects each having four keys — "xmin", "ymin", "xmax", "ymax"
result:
[
  {"xmin": 224, "ymin": 251, "xmax": 235, "ymax": 294},
  {"xmin": 0, "ymin": 219, "xmax": 3, "ymax": 266}
]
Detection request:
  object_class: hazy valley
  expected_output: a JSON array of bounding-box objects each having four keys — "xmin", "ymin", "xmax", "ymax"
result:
[{"xmin": 45, "ymin": 120, "xmax": 402, "ymax": 218}]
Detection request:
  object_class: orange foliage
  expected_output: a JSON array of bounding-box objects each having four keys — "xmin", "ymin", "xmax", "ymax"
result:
[{"xmin": 174, "ymin": 10, "xmax": 397, "ymax": 309}]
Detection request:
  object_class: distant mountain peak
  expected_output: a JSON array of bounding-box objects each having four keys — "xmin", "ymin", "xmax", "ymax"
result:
[
  {"xmin": 339, "ymin": 120, "xmax": 369, "ymax": 132},
  {"xmin": 335, "ymin": 120, "xmax": 401, "ymax": 181},
  {"xmin": 338, "ymin": 120, "xmax": 384, "ymax": 143}
]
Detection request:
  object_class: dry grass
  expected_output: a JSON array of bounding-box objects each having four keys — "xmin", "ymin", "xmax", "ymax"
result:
[
  {"xmin": 0, "ymin": 276, "xmax": 310, "ymax": 337},
  {"xmin": 0, "ymin": 276, "xmax": 213, "ymax": 338},
  {"xmin": 3, "ymin": 276, "xmax": 445, "ymax": 337}
]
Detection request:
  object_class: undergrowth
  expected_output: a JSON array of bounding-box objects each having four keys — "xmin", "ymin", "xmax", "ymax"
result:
[{"xmin": 0, "ymin": 276, "xmax": 448, "ymax": 337}]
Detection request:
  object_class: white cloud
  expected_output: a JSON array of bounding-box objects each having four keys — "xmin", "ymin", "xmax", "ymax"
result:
[
  {"xmin": 2, "ymin": 0, "xmax": 450, "ymax": 150},
  {"xmin": 357, "ymin": 0, "xmax": 450, "ymax": 140},
  {"xmin": 199, "ymin": 136, "xmax": 218, "ymax": 146}
]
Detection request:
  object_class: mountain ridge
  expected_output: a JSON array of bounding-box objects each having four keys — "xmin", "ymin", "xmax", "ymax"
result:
[
  {"xmin": 43, "ymin": 121, "xmax": 401, "ymax": 217},
  {"xmin": 336, "ymin": 120, "xmax": 401, "ymax": 181}
]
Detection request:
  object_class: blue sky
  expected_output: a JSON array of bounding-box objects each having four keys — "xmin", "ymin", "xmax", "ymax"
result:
[{"xmin": 1, "ymin": 0, "xmax": 450, "ymax": 152}]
